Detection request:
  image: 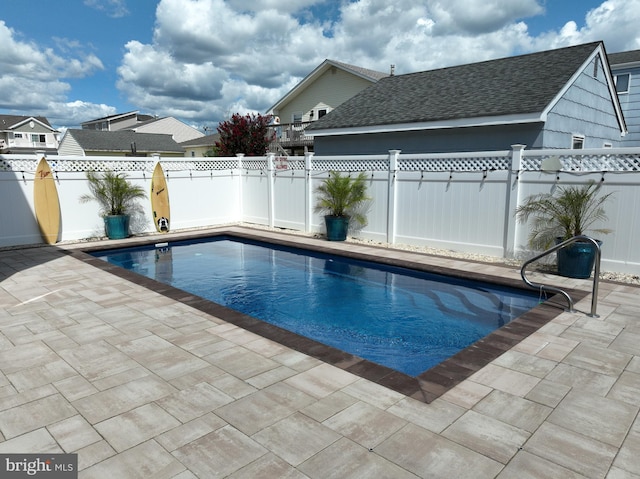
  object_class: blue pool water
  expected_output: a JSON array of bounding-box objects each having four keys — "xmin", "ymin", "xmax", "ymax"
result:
[{"xmin": 92, "ymin": 236, "xmax": 540, "ymax": 376}]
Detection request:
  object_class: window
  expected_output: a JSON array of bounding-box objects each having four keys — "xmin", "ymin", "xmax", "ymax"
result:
[
  {"xmin": 13, "ymin": 133, "xmax": 23, "ymax": 139},
  {"xmin": 292, "ymin": 112, "xmax": 302, "ymax": 125},
  {"xmin": 572, "ymin": 135, "xmax": 585, "ymax": 149},
  {"xmin": 318, "ymin": 109, "xmax": 327, "ymax": 118},
  {"xmin": 615, "ymin": 73, "xmax": 630, "ymax": 93}
]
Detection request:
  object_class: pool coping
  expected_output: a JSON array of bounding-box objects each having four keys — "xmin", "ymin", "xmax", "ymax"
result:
[{"xmin": 71, "ymin": 228, "xmax": 589, "ymax": 404}]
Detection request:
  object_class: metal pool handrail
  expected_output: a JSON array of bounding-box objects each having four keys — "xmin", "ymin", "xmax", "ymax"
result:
[{"xmin": 520, "ymin": 235, "xmax": 601, "ymax": 317}]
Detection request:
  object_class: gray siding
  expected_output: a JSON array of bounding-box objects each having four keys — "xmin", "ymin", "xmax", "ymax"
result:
[
  {"xmin": 110, "ymin": 116, "xmax": 139, "ymax": 131},
  {"xmin": 612, "ymin": 65, "xmax": 640, "ymax": 146},
  {"xmin": 313, "ymin": 123, "xmax": 544, "ymax": 155},
  {"xmin": 17, "ymin": 123, "xmax": 52, "ymax": 134},
  {"xmin": 543, "ymin": 56, "xmax": 623, "ymax": 148}
]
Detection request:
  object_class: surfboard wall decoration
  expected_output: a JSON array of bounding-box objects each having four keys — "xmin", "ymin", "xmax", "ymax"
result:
[
  {"xmin": 151, "ymin": 162, "xmax": 170, "ymax": 233},
  {"xmin": 33, "ymin": 157, "xmax": 61, "ymax": 244}
]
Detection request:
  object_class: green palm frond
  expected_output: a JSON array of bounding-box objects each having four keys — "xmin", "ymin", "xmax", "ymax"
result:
[
  {"xmin": 515, "ymin": 181, "xmax": 613, "ymax": 250},
  {"xmin": 314, "ymin": 171, "xmax": 371, "ymax": 227},
  {"xmin": 79, "ymin": 170, "xmax": 147, "ymax": 216}
]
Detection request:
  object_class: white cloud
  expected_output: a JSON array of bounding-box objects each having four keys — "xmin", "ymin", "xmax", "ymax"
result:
[
  {"xmin": 3, "ymin": 0, "xmax": 640, "ymax": 129},
  {"xmin": 47, "ymin": 101, "xmax": 117, "ymax": 130},
  {"xmin": 426, "ymin": 0, "xmax": 543, "ymax": 35},
  {"xmin": 111, "ymin": 0, "xmax": 640, "ymax": 126},
  {"xmin": 226, "ymin": 0, "xmax": 324, "ymax": 15},
  {"xmin": 571, "ymin": 0, "xmax": 640, "ymax": 51},
  {"xmin": 84, "ymin": 0, "xmax": 130, "ymax": 18},
  {"xmin": 0, "ymin": 20, "xmax": 105, "ymax": 120}
]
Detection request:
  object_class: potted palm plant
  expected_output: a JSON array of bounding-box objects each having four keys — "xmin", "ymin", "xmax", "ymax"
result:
[
  {"xmin": 515, "ymin": 181, "xmax": 614, "ymax": 278},
  {"xmin": 80, "ymin": 170, "xmax": 147, "ymax": 240},
  {"xmin": 314, "ymin": 171, "xmax": 370, "ymax": 241}
]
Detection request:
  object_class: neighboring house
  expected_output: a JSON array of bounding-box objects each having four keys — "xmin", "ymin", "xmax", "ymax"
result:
[
  {"xmin": 58, "ymin": 129, "xmax": 185, "ymax": 157},
  {"xmin": 308, "ymin": 42, "xmax": 627, "ymax": 155},
  {"xmin": 82, "ymin": 111, "xmax": 204, "ymax": 144},
  {"xmin": 130, "ymin": 117, "xmax": 204, "ymax": 144},
  {"xmin": 81, "ymin": 111, "xmax": 155, "ymax": 131},
  {"xmin": 266, "ymin": 59, "xmax": 389, "ymax": 154},
  {"xmin": 609, "ymin": 49, "xmax": 640, "ymax": 146},
  {"xmin": 180, "ymin": 133, "xmax": 220, "ymax": 157},
  {"xmin": 0, "ymin": 115, "xmax": 60, "ymax": 155}
]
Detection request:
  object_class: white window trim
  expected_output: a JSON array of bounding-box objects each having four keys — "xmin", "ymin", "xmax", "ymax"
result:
[
  {"xmin": 571, "ymin": 134, "xmax": 585, "ymax": 149},
  {"xmin": 615, "ymin": 73, "xmax": 630, "ymax": 94}
]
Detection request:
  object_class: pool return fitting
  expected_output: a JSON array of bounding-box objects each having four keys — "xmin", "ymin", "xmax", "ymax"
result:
[{"xmin": 520, "ymin": 235, "xmax": 601, "ymax": 317}]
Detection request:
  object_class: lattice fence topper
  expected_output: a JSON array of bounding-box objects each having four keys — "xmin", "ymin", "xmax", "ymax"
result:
[
  {"xmin": 0, "ymin": 157, "xmax": 155, "ymax": 173},
  {"xmin": 310, "ymin": 157, "xmax": 389, "ymax": 173},
  {"xmin": 3, "ymin": 148, "xmax": 640, "ymax": 175},
  {"xmin": 521, "ymin": 150, "xmax": 640, "ymax": 172},
  {"xmin": 0, "ymin": 157, "xmax": 245, "ymax": 173},
  {"xmin": 160, "ymin": 159, "xmax": 239, "ymax": 171},
  {"xmin": 0, "ymin": 157, "xmax": 39, "ymax": 172},
  {"xmin": 275, "ymin": 158, "xmax": 305, "ymax": 171},
  {"xmin": 398, "ymin": 154, "xmax": 511, "ymax": 172},
  {"xmin": 241, "ymin": 159, "xmax": 268, "ymax": 171}
]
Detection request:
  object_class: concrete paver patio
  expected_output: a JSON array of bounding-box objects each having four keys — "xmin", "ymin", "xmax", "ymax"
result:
[{"xmin": 0, "ymin": 226, "xmax": 638, "ymax": 478}]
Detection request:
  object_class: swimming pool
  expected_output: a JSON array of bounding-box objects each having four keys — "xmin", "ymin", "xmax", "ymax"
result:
[{"xmin": 92, "ymin": 235, "xmax": 540, "ymax": 377}]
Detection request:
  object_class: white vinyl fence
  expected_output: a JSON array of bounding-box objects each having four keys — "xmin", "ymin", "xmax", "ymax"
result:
[{"xmin": 2, "ymin": 145, "xmax": 640, "ymax": 274}]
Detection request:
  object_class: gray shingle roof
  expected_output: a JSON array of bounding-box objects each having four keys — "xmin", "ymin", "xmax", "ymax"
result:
[
  {"xmin": 0, "ymin": 115, "xmax": 54, "ymax": 130},
  {"xmin": 180, "ymin": 133, "xmax": 219, "ymax": 147},
  {"xmin": 66, "ymin": 129, "xmax": 184, "ymax": 153},
  {"xmin": 328, "ymin": 59, "xmax": 389, "ymax": 81},
  {"xmin": 308, "ymin": 42, "xmax": 602, "ymax": 131},
  {"xmin": 608, "ymin": 49, "xmax": 640, "ymax": 66}
]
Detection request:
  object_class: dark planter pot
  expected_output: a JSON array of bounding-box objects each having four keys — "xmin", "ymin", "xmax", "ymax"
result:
[
  {"xmin": 104, "ymin": 215, "xmax": 130, "ymax": 240},
  {"xmin": 556, "ymin": 239, "xmax": 601, "ymax": 279},
  {"xmin": 324, "ymin": 215, "xmax": 349, "ymax": 241}
]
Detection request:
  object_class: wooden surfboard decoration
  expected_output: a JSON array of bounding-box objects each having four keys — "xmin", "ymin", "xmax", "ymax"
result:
[
  {"xmin": 150, "ymin": 162, "xmax": 170, "ymax": 233},
  {"xmin": 33, "ymin": 157, "xmax": 61, "ymax": 244}
]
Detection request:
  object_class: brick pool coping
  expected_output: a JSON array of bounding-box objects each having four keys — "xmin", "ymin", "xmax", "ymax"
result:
[{"xmin": 72, "ymin": 228, "xmax": 589, "ymax": 403}]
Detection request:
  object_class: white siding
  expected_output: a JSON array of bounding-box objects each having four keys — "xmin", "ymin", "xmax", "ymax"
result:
[{"xmin": 57, "ymin": 133, "xmax": 85, "ymax": 156}]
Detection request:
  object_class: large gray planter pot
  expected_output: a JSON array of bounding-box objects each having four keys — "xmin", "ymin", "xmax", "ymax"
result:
[
  {"xmin": 324, "ymin": 215, "xmax": 349, "ymax": 241},
  {"xmin": 104, "ymin": 215, "xmax": 130, "ymax": 240}
]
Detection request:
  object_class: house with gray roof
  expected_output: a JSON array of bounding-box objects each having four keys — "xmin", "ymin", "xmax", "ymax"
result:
[
  {"xmin": 58, "ymin": 129, "xmax": 185, "ymax": 157},
  {"xmin": 609, "ymin": 48, "xmax": 640, "ymax": 146},
  {"xmin": 308, "ymin": 42, "xmax": 627, "ymax": 155},
  {"xmin": 180, "ymin": 133, "xmax": 220, "ymax": 157},
  {"xmin": 81, "ymin": 111, "xmax": 204, "ymax": 144},
  {"xmin": 266, "ymin": 59, "xmax": 389, "ymax": 154},
  {"xmin": 81, "ymin": 111, "xmax": 155, "ymax": 132},
  {"xmin": 0, "ymin": 115, "xmax": 60, "ymax": 155},
  {"xmin": 130, "ymin": 116, "xmax": 204, "ymax": 144}
]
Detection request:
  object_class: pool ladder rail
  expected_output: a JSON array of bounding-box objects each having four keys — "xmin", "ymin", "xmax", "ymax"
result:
[{"xmin": 520, "ymin": 235, "xmax": 601, "ymax": 318}]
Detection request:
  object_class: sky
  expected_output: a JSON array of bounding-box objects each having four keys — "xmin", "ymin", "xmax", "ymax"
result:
[{"xmin": 1, "ymin": 0, "xmax": 639, "ymax": 132}]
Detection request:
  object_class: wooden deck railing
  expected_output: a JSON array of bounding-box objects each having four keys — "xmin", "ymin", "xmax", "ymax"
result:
[{"xmin": 267, "ymin": 122, "xmax": 314, "ymax": 152}]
